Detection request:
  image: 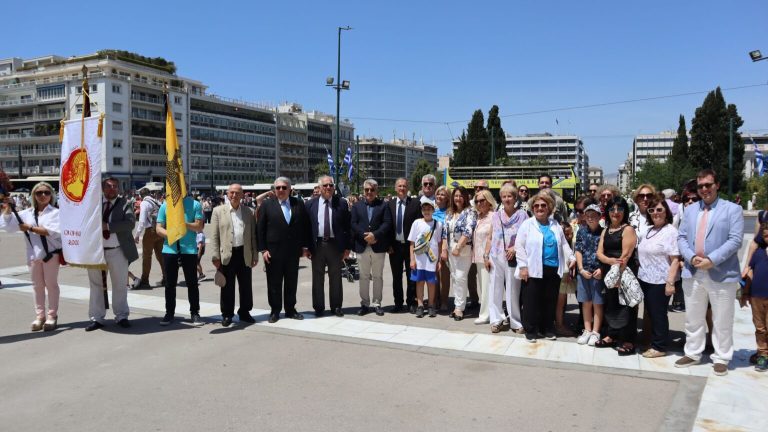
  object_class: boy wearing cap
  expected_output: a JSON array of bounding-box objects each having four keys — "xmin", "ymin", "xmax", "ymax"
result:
[
  {"xmin": 408, "ymin": 196, "xmax": 443, "ymax": 318},
  {"xmin": 574, "ymin": 203, "xmax": 605, "ymax": 345}
]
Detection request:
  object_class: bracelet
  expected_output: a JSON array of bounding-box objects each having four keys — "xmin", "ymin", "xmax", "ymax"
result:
[{"xmin": 483, "ymin": 254, "xmax": 490, "ymax": 260}]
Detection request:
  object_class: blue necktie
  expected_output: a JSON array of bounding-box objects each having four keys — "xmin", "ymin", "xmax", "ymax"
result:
[
  {"xmin": 396, "ymin": 200, "xmax": 403, "ymax": 235},
  {"xmin": 282, "ymin": 200, "xmax": 291, "ymax": 223}
]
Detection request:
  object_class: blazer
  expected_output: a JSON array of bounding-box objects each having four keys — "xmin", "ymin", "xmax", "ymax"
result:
[
  {"xmin": 108, "ymin": 196, "xmax": 139, "ymax": 263},
  {"xmin": 210, "ymin": 203, "xmax": 258, "ymax": 266},
  {"xmin": 351, "ymin": 197, "xmax": 392, "ymax": 253},
  {"xmin": 256, "ymin": 196, "xmax": 311, "ymax": 255},
  {"xmin": 677, "ymin": 198, "xmax": 743, "ymax": 283},
  {"xmin": 388, "ymin": 195, "xmax": 422, "ymax": 245},
  {"xmin": 306, "ymin": 195, "xmax": 352, "ymax": 254}
]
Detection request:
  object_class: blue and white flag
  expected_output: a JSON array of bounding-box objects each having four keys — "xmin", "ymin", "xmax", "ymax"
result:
[
  {"xmin": 342, "ymin": 146, "xmax": 353, "ymax": 170},
  {"xmin": 753, "ymin": 137, "xmax": 766, "ymax": 177},
  {"xmin": 326, "ymin": 148, "xmax": 335, "ymax": 174},
  {"xmin": 347, "ymin": 163, "xmax": 354, "ymax": 180}
]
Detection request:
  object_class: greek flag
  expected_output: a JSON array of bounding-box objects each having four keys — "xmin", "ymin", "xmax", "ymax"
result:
[
  {"xmin": 326, "ymin": 148, "xmax": 335, "ymax": 174},
  {"xmin": 753, "ymin": 137, "xmax": 766, "ymax": 177},
  {"xmin": 342, "ymin": 146, "xmax": 353, "ymax": 170},
  {"xmin": 347, "ymin": 163, "xmax": 354, "ymax": 180}
]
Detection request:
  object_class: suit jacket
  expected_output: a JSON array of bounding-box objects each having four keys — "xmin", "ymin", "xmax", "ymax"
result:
[
  {"xmin": 388, "ymin": 195, "xmax": 422, "ymax": 246},
  {"xmin": 210, "ymin": 203, "xmax": 258, "ymax": 266},
  {"xmin": 107, "ymin": 196, "xmax": 139, "ymax": 263},
  {"xmin": 677, "ymin": 198, "xmax": 744, "ymax": 283},
  {"xmin": 351, "ymin": 197, "xmax": 392, "ymax": 253},
  {"xmin": 306, "ymin": 195, "xmax": 352, "ymax": 254},
  {"xmin": 257, "ymin": 196, "xmax": 311, "ymax": 256}
]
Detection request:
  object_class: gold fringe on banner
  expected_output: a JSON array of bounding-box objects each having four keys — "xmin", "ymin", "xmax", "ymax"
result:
[
  {"xmin": 59, "ymin": 117, "xmax": 66, "ymax": 143},
  {"xmin": 97, "ymin": 112, "xmax": 105, "ymax": 137}
]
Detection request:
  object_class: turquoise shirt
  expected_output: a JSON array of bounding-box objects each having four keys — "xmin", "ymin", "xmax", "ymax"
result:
[
  {"xmin": 539, "ymin": 222, "xmax": 559, "ymax": 267},
  {"xmin": 157, "ymin": 196, "xmax": 204, "ymax": 254},
  {"xmin": 433, "ymin": 207, "xmax": 447, "ymax": 224}
]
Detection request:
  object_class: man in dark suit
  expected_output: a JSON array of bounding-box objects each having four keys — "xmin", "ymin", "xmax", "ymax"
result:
[
  {"xmin": 399, "ymin": 174, "xmax": 438, "ymax": 313},
  {"xmin": 388, "ymin": 177, "xmax": 421, "ymax": 313},
  {"xmin": 257, "ymin": 177, "xmax": 311, "ymax": 323},
  {"xmin": 351, "ymin": 179, "xmax": 392, "ymax": 316},
  {"xmin": 306, "ymin": 175, "xmax": 352, "ymax": 317}
]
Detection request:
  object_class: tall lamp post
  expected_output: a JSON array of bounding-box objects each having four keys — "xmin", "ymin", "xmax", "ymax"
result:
[{"xmin": 326, "ymin": 26, "xmax": 352, "ymax": 188}]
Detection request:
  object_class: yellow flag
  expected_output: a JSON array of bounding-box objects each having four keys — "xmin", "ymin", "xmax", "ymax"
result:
[{"xmin": 164, "ymin": 94, "xmax": 187, "ymax": 246}]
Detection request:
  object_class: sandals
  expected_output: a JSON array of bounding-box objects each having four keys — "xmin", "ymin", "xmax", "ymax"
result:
[
  {"xmin": 491, "ymin": 323, "xmax": 502, "ymax": 334},
  {"xmin": 453, "ymin": 312, "xmax": 464, "ymax": 321},
  {"xmin": 616, "ymin": 343, "xmax": 636, "ymax": 356},
  {"xmin": 594, "ymin": 338, "xmax": 614, "ymax": 348}
]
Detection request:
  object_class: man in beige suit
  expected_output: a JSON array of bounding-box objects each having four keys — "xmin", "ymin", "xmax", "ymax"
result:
[{"xmin": 211, "ymin": 183, "xmax": 258, "ymax": 326}]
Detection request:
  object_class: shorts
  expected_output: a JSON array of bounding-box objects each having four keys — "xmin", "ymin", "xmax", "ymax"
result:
[
  {"xmin": 410, "ymin": 269, "xmax": 437, "ymax": 284},
  {"xmin": 576, "ymin": 276, "xmax": 604, "ymax": 304},
  {"xmin": 559, "ymin": 277, "xmax": 576, "ymax": 294}
]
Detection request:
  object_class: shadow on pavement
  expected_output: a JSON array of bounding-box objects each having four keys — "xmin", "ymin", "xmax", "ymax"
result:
[{"xmin": 0, "ymin": 321, "xmax": 87, "ymax": 344}]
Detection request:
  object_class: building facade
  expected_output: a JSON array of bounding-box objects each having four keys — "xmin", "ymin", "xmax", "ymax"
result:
[
  {"xmin": 306, "ymin": 110, "xmax": 354, "ymax": 182},
  {"xmin": 504, "ymin": 133, "xmax": 589, "ymax": 189},
  {"xmin": 588, "ymin": 166, "xmax": 603, "ymax": 185},
  {"xmin": 358, "ymin": 137, "xmax": 438, "ymax": 190},
  {"xmin": 617, "ymin": 153, "xmax": 633, "ymax": 194},
  {"xmin": 632, "ymin": 131, "xmax": 676, "ymax": 174}
]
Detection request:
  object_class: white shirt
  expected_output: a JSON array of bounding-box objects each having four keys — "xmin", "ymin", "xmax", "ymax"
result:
[
  {"xmin": 514, "ymin": 217, "xmax": 575, "ymax": 279},
  {"xmin": 0, "ymin": 205, "xmax": 62, "ymax": 262},
  {"xmin": 395, "ymin": 197, "xmax": 407, "ymax": 242},
  {"xmin": 638, "ymin": 224, "xmax": 680, "ymax": 284},
  {"xmin": 102, "ymin": 198, "xmax": 120, "ymax": 248},
  {"xmin": 317, "ymin": 197, "xmax": 335, "ymax": 239},
  {"xmin": 228, "ymin": 202, "xmax": 245, "ymax": 247},
  {"xmin": 136, "ymin": 196, "xmax": 160, "ymax": 236}
]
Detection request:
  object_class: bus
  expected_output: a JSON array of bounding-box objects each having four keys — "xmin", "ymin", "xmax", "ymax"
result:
[
  {"xmin": 9, "ymin": 175, "xmax": 60, "ymax": 195},
  {"xmin": 444, "ymin": 165, "xmax": 581, "ymax": 203}
]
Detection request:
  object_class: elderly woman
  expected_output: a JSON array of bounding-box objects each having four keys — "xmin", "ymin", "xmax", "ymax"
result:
[
  {"xmin": 596, "ymin": 196, "xmax": 639, "ymax": 355},
  {"xmin": 433, "ymin": 185, "xmax": 451, "ymax": 312},
  {"xmin": 487, "ymin": 184, "xmax": 528, "ymax": 333},
  {"xmin": 441, "ymin": 186, "xmax": 476, "ymax": 321},
  {"xmin": 637, "ymin": 194, "xmax": 680, "ymax": 358},
  {"xmin": 473, "ymin": 189, "xmax": 497, "ymax": 324},
  {"xmin": 629, "ymin": 184, "xmax": 656, "ymax": 238},
  {"xmin": 515, "ymin": 191, "xmax": 576, "ymax": 342},
  {"xmin": 596, "ymin": 184, "xmax": 620, "ymax": 227},
  {"xmin": 0, "ymin": 182, "xmax": 62, "ymax": 331}
]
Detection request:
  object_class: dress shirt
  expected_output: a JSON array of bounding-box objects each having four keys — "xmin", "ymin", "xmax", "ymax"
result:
[
  {"xmin": 395, "ymin": 198, "xmax": 407, "ymax": 242},
  {"xmin": 0, "ymin": 205, "xmax": 62, "ymax": 262},
  {"xmin": 229, "ymin": 202, "xmax": 245, "ymax": 247},
  {"xmin": 280, "ymin": 199, "xmax": 292, "ymax": 222},
  {"xmin": 103, "ymin": 198, "xmax": 120, "ymax": 248},
  {"xmin": 695, "ymin": 199, "xmax": 717, "ymax": 246},
  {"xmin": 317, "ymin": 197, "xmax": 335, "ymax": 239}
]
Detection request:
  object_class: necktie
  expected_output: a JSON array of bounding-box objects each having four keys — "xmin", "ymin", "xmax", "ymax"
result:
[
  {"xmin": 323, "ymin": 200, "xmax": 331, "ymax": 240},
  {"xmin": 396, "ymin": 200, "xmax": 403, "ymax": 235},
  {"xmin": 102, "ymin": 201, "xmax": 112, "ymax": 240},
  {"xmin": 695, "ymin": 205, "xmax": 710, "ymax": 257},
  {"xmin": 282, "ymin": 200, "xmax": 290, "ymax": 223}
]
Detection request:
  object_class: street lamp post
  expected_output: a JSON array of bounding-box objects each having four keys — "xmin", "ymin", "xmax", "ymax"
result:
[{"xmin": 327, "ymin": 26, "xmax": 352, "ymax": 188}]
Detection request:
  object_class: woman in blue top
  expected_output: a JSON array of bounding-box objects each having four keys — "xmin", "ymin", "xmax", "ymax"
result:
[
  {"xmin": 515, "ymin": 191, "xmax": 576, "ymax": 343},
  {"xmin": 433, "ymin": 186, "xmax": 451, "ymax": 311}
]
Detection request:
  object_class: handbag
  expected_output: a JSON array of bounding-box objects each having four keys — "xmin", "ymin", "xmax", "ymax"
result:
[
  {"xmin": 605, "ymin": 264, "xmax": 643, "ymax": 307},
  {"xmin": 413, "ymin": 220, "xmax": 437, "ymax": 262}
]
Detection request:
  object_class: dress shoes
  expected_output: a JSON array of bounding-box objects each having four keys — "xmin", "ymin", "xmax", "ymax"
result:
[
  {"xmin": 85, "ymin": 322, "xmax": 104, "ymax": 332},
  {"xmin": 117, "ymin": 319, "xmax": 131, "ymax": 328},
  {"xmin": 268, "ymin": 313, "xmax": 279, "ymax": 323},
  {"xmin": 358, "ymin": 306, "xmax": 370, "ymax": 316},
  {"xmin": 314, "ymin": 309, "xmax": 325, "ymax": 318},
  {"xmin": 408, "ymin": 305, "xmax": 417, "ymax": 314},
  {"xmin": 222, "ymin": 316, "xmax": 233, "ymax": 327},
  {"xmin": 132, "ymin": 281, "xmax": 152, "ymax": 290},
  {"xmin": 375, "ymin": 306, "xmax": 384, "ymax": 316},
  {"xmin": 287, "ymin": 312, "xmax": 304, "ymax": 320},
  {"xmin": 391, "ymin": 304, "xmax": 405, "ymax": 313},
  {"xmin": 239, "ymin": 314, "xmax": 256, "ymax": 324},
  {"xmin": 333, "ymin": 308, "xmax": 344, "ymax": 317}
]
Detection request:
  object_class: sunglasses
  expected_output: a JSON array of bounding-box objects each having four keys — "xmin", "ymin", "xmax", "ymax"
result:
[
  {"xmin": 600, "ymin": 193, "xmax": 613, "ymax": 198},
  {"xmin": 609, "ymin": 207, "xmax": 625, "ymax": 213},
  {"xmin": 321, "ymin": 183, "xmax": 335, "ymax": 188},
  {"xmin": 636, "ymin": 193, "xmax": 653, "ymax": 200},
  {"xmin": 475, "ymin": 198, "xmax": 487, "ymax": 204},
  {"xmin": 35, "ymin": 190, "xmax": 52, "ymax": 196},
  {"xmin": 364, "ymin": 188, "xmax": 375, "ymax": 193},
  {"xmin": 519, "ymin": 189, "xmax": 528, "ymax": 193},
  {"xmin": 474, "ymin": 186, "xmax": 486, "ymax": 191},
  {"xmin": 422, "ymin": 182, "xmax": 434, "ymax": 187},
  {"xmin": 589, "ymin": 189, "xmax": 597, "ymax": 194},
  {"xmin": 532, "ymin": 203, "xmax": 548, "ymax": 210},
  {"xmin": 697, "ymin": 182, "xmax": 715, "ymax": 190},
  {"xmin": 274, "ymin": 186, "xmax": 288, "ymax": 191},
  {"xmin": 684, "ymin": 196, "xmax": 700, "ymax": 203},
  {"xmin": 647, "ymin": 207, "xmax": 665, "ymax": 214}
]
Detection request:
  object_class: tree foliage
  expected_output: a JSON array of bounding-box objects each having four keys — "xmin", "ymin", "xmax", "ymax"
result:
[
  {"xmin": 633, "ymin": 157, "xmax": 697, "ymax": 192},
  {"xmin": 453, "ymin": 110, "xmax": 488, "ymax": 166},
  {"xmin": 486, "ymin": 105, "xmax": 506, "ymax": 164},
  {"xmin": 670, "ymin": 114, "xmax": 688, "ymax": 166},
  {"xmin": 411, "ymin": 159, "xmax": 437, "ymax": 193}
]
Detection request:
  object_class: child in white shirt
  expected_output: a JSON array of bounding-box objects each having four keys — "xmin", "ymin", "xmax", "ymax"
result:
[{"xmin": 408, "ymin": 196, "xmax": 443, "ymax": 318}]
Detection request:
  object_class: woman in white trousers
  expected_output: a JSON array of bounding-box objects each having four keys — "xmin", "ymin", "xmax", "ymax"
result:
[{"xmin": 441, "ymin": 186, "xmax": 476, "ymax": 321}]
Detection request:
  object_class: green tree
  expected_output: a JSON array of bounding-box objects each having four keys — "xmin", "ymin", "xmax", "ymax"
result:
[
  {"xmin": 689, "ymin": 87, "xmax": 745, "ymax": 193},
  {"xmin": 670, "ymin": 114, "xmax": 688, "ymax": 166},
  {"xmin": 411, "ymin": 159, "xmax": 437, "ymax": 193},
  {"xmin": 312, "ymin": 161, "xmax": 331, "ymax": 180},
  {"xmin": 486, "ymin": 105, "xmax": 506, "ymax": 164},
  {"xmin": 453, "ymin": 131, "xmax": 468, "ymax": 166},
  {"xmin": 454, "ymin": 110, "xmax": 488, "ymax": 166}
]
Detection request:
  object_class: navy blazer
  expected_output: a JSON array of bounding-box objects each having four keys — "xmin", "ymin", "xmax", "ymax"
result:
[
  {"xmin": 306, "ymin": 195, "xmax": 352, "ymax": 253},
  {"xmin": 387, "ymin": 195, "xmax": 422, "ymax": 246},
  {"xmin": 256, "ymin": 196, "xmax": 311, "ymax": 255},
  {"xmin": 351, "ymin": 197, "xmax": 392, "ymax": 253}
]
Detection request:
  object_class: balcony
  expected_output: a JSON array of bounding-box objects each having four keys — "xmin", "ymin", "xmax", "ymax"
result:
[
  {"xmin": 0, "ymin": 72, "xmax": 107, "ymax": 91},
  {"xmin": 131, "ymin": 93, "xmax": 163, "ymax": 105},
  {"xmin": 0, "ymin": 98, "xmax": 36, "ymax": 107}
]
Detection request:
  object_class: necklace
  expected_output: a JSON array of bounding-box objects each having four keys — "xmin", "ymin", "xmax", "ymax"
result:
[
  {"xmin": 608, "ymin": 224, "xmax": 625, "ymax": 234},
  {"xmin": 645, "ymin": 225, "xmax": 664, "ymax": 240}
]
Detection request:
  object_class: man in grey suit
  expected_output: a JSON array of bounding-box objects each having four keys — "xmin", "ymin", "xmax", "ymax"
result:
[
  {"xmin": 211, "ymin": 183, "xmax": 258, "ymax": 326},
  {"xmin": 86, "ymin": 177, "xmax": 139, "ymax": 331},
  {"xmin": 675, "ymin": 169, "xmax": 744, "ymax": 376}
]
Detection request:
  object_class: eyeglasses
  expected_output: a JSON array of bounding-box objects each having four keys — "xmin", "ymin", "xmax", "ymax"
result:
[
  {"xmin": 600, "ymin": 193, "xmax": 613, "ymax": 198},
  {"xmin": 422, "ymin": 182, "xmax": 434, "ymax": 187},
  {"xmin": 364, "ymin": 188, "xmax": 375, "ymax": 193},
  {"xmin": 475, "ymin": 198, "xmax": 487, "ymax": 204},
  {"xmin": 474, "ymin": 186, "xmax": 486, "ymax": 191},
  {"xmin": 636, "ymin": 193, "xmax": 653, "ymax": 200},
  {"xmin": 274, "ymin": 186, "xmax": 288, "ymax": 191},
  {"xmin": 609, "ymin": 207, "xmax": 624, "ymax": 213},
  {"xmin": 647, "ymin": 207, "xmax": 665, "ymax": 214},
  {"xmin": 697, "ymin": 182, "xmax": 715, "ymax": 190},
  {"xmin": 532, "ymin": 203, "xmax": 548, "ymax": 210},
  {"xmin": 34, "ymin": 190, "xmax": 52, "ymax": 196},
  {"xmin": 518, "ymin": 189, "xmax": 528, "ymax": 194},
  {"xmin": 684, "ymin": 196, "xmax": 700, "ymax": 203},
  {"xmin": 589, "ymin": 189, "xmax": 598, "ymax": 194},
  {"xmin": 321, "ymin": 183, "xmax": 335, "ymax": 188}
]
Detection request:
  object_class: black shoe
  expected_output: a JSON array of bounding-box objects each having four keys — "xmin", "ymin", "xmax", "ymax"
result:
[
  {"xmin": 375, "ymin": 306, "xmax": 384, "ymax": 316},
  {"xmin": 428, "ymin": 307, "xmax": 436, "ymax": 318},
  {"xmin": 391, "ymin": 304, "xmax": 405, "ymax": 313},
  {"xmin": 357, "ymin": 306, "xmax": 370, "ymax": 316},
  {"xmin": 222, "ymin": 317, "xmax": 232, "ymax": 327},
  {"xmin": 287, "ymin": 312, "xmax": 304, "ymax": 320},
  {"xmin": 159, "ymin": 314, "xmax": 173, "ymax": 326},
  {"xmin": 85, "ymin": 321, "xmax": 104, "ymax": 332},
  {"xmin": 238, "ymin": 314, "xmax": 256, "ymax": 324},
  {"xmin": 117, "ymin": 319, "xmax": 131, "ymax": 328},
  {"xmin": 334, "ymin": 308, "xmax": 344, "ymax": 317},
  {"xmin": 132, "ymin": 281, "xmax": 152, "ymax": 290},
  {"xmin": 409, "ymin": 305, "xmax": 417, "ymax": 314},
  {"xmin": 268, "ymin": 313, "xmax": 279, "ymax": 323},
  {"xmin": 415, "ymin": 306, "xmax": 425, "ymax": 318},
  {"xmin": 191, "ymin": 313, "xmax": 204, "ymax": 326},
  {"xmin": 314, "ymin": 309, "xmax": 325, "ymax": 318},
  {"xmin": 525, "ymin": 333, "xmax": 537, "ymax": 343}
]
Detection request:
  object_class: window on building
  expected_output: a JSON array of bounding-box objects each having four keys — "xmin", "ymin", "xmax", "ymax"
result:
[
  {"xmin": 174, "ymin": 113, "xmax": 182, "ymax": 121},
  {"xmin": 113, "ymin": 121, "xmax": 123, "ymax": 131},
  {"xmin": 113, "ymin": 157, "xmax": 123, "ymax": 166},
  {"xmin": 112, "ymin": 84, "xmax": 121, "ymax": 94},
  {"xmin": 112, "ymin": 103, "xmax": 122, "ymax": 113},
  {"xmin": 174, "ymin": 96, "xmax": 182, "ymax": 105},
  {"xmin": 176, "ymin": 128, "xmax": 183, "ymax": 137},
  {"xmin": 113, "ymin": 139, "xmax": 122, "ymax": 149}
]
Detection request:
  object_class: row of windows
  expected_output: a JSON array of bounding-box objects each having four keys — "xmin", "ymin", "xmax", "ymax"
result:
[
  {"xmin": 132, "ymin": 107, "xmax": 163, "ymax": 122},
  {"xmin": 190, "ymin": 113, "xmax": 276, "ymax": 135},
  {"xmin": 189, "ymin": 156, "xmax": 275, "ymax": 171},
  {"xmin": 38, "ymin": 85, "xmax": 66, "ymax": 99},
  {"xmin": 189, "ymin": 142, "xmax": 275, "ymax": 159},
  {"xmin": 190, "ymin": 128, "xmax": 275, "ymax": 148},
  {"xmin": 132, "ymin": 159, "xmax": 165, "ymax": 168},
  {"xmin": 74, "ymin": 85, "xmax": 98, "ymax": 95}
]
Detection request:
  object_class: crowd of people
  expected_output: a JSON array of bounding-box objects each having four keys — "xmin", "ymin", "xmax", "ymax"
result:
[{"xmin": 1, "ymin": 168, "xmax": 766, "ymax": 375}]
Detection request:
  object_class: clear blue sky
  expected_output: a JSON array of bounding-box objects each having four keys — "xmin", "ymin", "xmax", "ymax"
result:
[{"xmin": 6, "ymin": 0, "xmax": 767, "ymax": 174}]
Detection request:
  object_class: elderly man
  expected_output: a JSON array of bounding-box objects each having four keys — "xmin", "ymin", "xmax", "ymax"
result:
[
  {"xmin": 307, "ymin": 175, "xmax": 352, "ymax": 317},
  {"xmin": 399, "ymin": 174, "xmax": 438, "ymax": 313},
  {"xmin": 133, "ymin": 187, "xmax": 165, "ymax": 289},
  {"xmin": 675, "ymin": 169, "xmax": 743, "ymax": 376},
  {"xmin": 388, "ymin": 177, "xmax": 422, "ymax": 313},
  {"xmin": 85, "ymin": 178, "xmax": 139, "ymax": 331},
  {"xmin": 352, "ymin": 179, "xmax": 392, "ymax": 316},
  {"xmin": 210, "ymin": 184, "xmax": 258, "ymax": 326},
  {"xmin": 538, "ymin": 174, "xmax": 569, "ymax": 223},
  {"xmin": 257, "ymin": 177, "xmax": 311, "ymax": 323}
]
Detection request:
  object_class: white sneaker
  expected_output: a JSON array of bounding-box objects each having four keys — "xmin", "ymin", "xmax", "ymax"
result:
[
  {"xmin": 587, "ymin": 332, "xmax": 600, "ymax": 346},
  {"xmin": 577, "ymin": 329, "xmax": 591, "ymax": 345},
  {"xmin": 473, "ymin": 317, "xmax": 490, "ymax": 325}
]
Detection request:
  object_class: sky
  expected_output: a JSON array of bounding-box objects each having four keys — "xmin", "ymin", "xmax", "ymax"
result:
[{"xmin": 5, "ymin": 0, "xmax": 767, "ymax": 174}]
